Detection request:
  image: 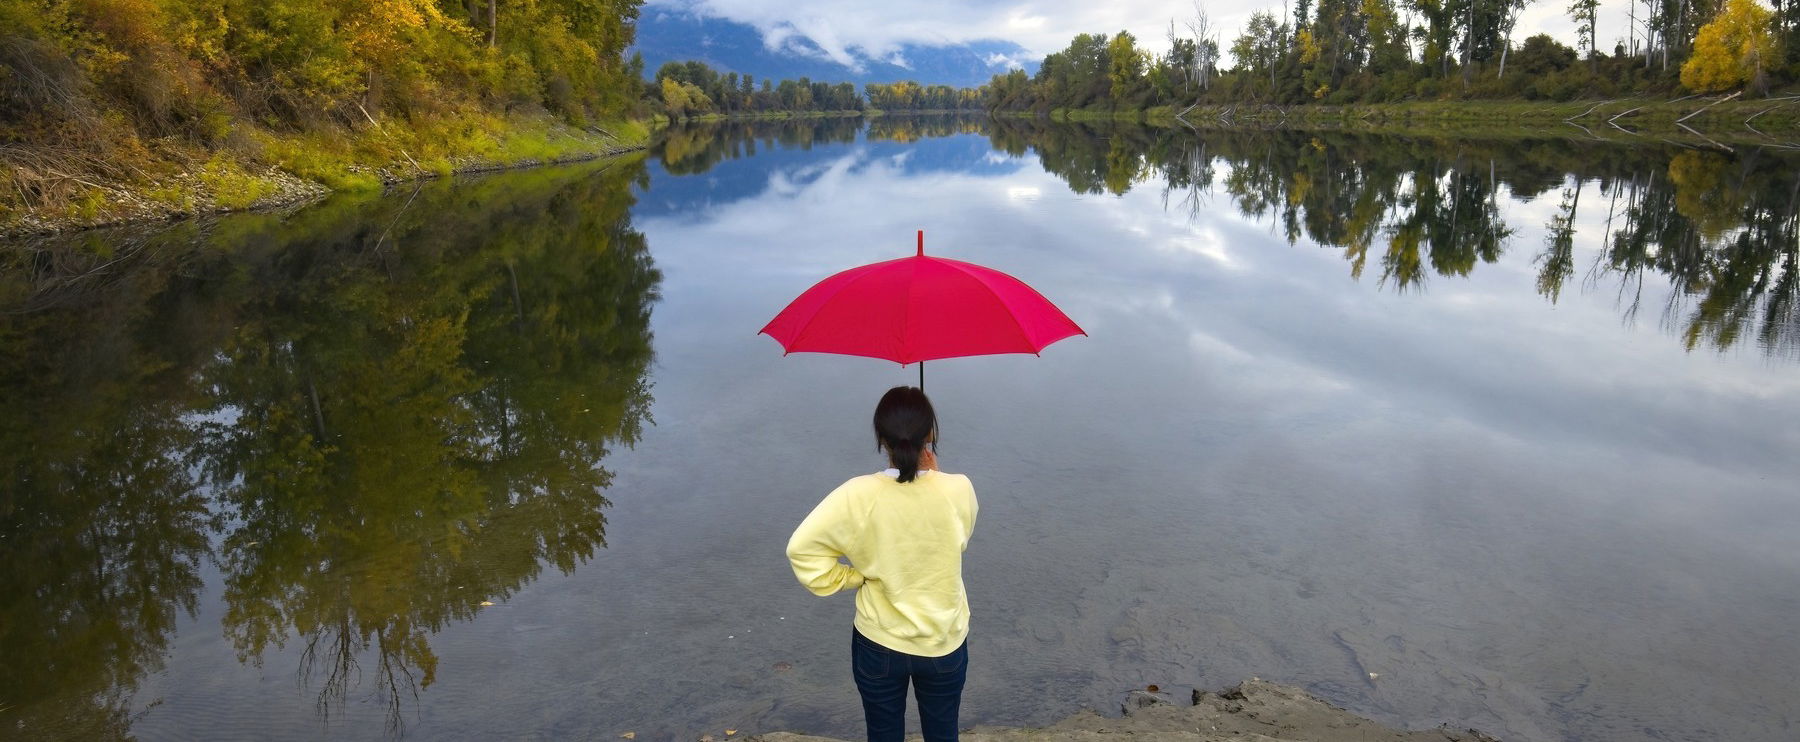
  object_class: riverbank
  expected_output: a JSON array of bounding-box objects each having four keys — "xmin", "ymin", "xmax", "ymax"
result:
[
  {"xmin": 1, "ymin": 113, "xmax": 651, "ymax": 238},
  {"xmin": 1029, "ymin": 96, "xmax": 1800, "ymax": 143},
  {"xmin": 739, "ymin": 679, "xmax": 1501, "ymax": 742}
]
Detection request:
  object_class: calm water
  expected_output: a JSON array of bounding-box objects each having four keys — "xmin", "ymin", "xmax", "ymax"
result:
[{"xmin": 4, "ymin": 117, "xmax": 1799, "ymax": 742}]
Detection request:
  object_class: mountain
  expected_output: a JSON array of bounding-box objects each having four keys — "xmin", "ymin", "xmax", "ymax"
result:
[{"xmin": 632, "ymin": 9, "xmax": 1037, "ymax": 88}]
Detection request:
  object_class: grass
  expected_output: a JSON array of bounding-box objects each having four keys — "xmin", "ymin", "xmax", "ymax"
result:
[
  {"xmin": 4, "ymin": 111, "xmax": 654, "ymax": 234},
  {"xmin": 1160, "ymin": 97, "xmax": 1800, "ymax": 133},
  {"xmin": 1051, "ymin": 107, "xmax": 1148, "ymax": 122},
  {"xmin": 198, "ymin": 155, "xmax": 280, "ymax": 210},
  {"xmin": 257, "ymin": 112, "xmax": 647, "ymax": 189}
]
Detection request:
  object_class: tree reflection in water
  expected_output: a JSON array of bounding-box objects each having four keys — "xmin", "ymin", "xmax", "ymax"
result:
[
  {"xmin": 981, "ymin": 117, "xmax": 1800, "ymax": 358},
  {"xmin": 0, "ymin": 156, "xmax": 659, "ymax": 737},
  {"xmin": 654, "ymin": 114, "xmax": 989, "ymax": 175}
]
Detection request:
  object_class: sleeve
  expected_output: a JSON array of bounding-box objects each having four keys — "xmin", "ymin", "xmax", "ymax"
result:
[
  {"xmin": 786, "ymin": 485, "xmax": 866, "ymax": 596},
  {"xmin": 962, "ymin": 476, "xmax": 979, "ymax": 546}
]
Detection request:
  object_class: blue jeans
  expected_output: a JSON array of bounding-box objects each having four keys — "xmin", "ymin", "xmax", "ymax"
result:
[{"xmin": 851, "ymin": 628, "xmax": 967, "ymax": 742}]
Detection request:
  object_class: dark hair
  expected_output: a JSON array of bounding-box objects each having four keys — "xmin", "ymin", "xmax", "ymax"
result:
[{"xmin": 873, "ymin": 386, "xmax": 937, "ymax": 483}]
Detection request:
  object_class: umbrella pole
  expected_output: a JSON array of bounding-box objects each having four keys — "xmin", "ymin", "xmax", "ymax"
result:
[{"xmin": 918, "ymin": 361, "xmax": 924, "ymax": 390}]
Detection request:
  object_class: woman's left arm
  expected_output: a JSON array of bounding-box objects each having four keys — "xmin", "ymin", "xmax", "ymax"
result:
[{"xmin": 786, "ymin": 488, "xmax": 866, "ymax": 596}]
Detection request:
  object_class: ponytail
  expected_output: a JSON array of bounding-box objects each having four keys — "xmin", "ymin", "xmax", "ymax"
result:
[
  {"xmin": 873, "ymin": 386, "xmax": 937, "ymax": 484},
  {"xmin": 886, "ymin": 438, "xmax": 922, "ymax": 483}
]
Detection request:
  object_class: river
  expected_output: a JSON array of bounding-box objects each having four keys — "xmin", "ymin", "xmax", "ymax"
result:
[{"xmin": 3, "ymin": 116, "xmax": 1797, "ymax": 741}]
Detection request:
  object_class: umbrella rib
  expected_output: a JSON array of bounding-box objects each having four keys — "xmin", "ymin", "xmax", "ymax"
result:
[{"xmin": 901, "ymin": 258, "xmax": 918, "ymax": 366}]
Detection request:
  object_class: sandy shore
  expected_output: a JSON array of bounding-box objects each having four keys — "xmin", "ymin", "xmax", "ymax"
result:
[{"xmin": 744, "ymin": 679, "xmax": 1502, "ymax": 742}]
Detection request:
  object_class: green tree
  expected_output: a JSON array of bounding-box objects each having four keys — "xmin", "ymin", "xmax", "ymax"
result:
[
  {"xmin": 1107, "ymin": 31, "xmax": 1149, "ymax": 105},
  {"xmin": 1569, "ymin": 0, "xmax": 1601, "ymax": 59}
]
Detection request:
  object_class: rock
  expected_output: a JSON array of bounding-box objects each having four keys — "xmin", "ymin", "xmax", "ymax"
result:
[{"xmin": 1121, "ymin": 688, "xmax": 1175, "ymax": 714}]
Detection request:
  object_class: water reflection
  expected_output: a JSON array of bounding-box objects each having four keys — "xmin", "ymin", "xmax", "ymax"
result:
[
  {"xmin": 623, "ymin": 117, "xmax": 1800, "ymax": 742},
  {"xmin": 0, "ymin": 159, "xmax": 658, "ymax": 737},
  {"xmin": 990, "ymin": 118, "xmax": 1800, "ymax": 358},
  {"xmin": 660, "ymin": 116, "xmax": 1800, "ymax": 359},
  {"xmin": 656, "ymin": 115, "xmax": 993, "ymax": 175},
  {"xmin": 6, "ymin": 116, "xmax": 1799, "ymax": 742}
]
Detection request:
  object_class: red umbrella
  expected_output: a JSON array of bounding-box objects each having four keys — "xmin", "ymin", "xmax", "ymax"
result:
[{"xmin": 760, "ymin": 231, "xmax": 1084, "ymax": 387}]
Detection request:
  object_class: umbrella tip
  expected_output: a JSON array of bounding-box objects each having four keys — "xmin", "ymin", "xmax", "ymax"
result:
[{"xmin": 917, "ymin": 229, "xmax": 924, "ymax": 257}]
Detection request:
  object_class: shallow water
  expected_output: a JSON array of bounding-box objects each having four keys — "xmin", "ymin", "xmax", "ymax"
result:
[{"xmin": 3, "ymin": 117, "xmax": 1798, "ymax": 742}]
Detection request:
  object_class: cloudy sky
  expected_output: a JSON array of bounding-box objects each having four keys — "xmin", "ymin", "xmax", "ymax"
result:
[{"xmin": 648, "ymin": 0, "xmax": 1643, "ymax": 67}]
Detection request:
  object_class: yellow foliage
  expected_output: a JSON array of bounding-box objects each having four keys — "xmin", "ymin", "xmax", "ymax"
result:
[
  {"xmin": 1680, "ymin": 0, "xmax": 1778, "ymax": 92},
  {"xmin": 1297, "ymin": 29, "xmax": 1321, "ymax": 64}
]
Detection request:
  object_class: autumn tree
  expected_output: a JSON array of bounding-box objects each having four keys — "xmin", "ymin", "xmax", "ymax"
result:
[{"xmin": 1681, "ymin": 0, "xmax": 1780, "ymax": 92}]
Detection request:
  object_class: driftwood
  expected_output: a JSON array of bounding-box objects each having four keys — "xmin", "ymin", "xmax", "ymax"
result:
[
  {"xmin": 1745, "ymin": 100, "xmax": 1797, "ymax": 125},
  {"xmin": 1565, "ymin": 99, "xmax": 1617, "ymax": 121},
  {"xmin": 1676, "ymin": 91, "xmax": 1742, "ymax": 123},
  {"xmin": 1676, "ymin": 123, "xmax": 1734, "ymax": 152},
  {"xmin": 1563, "ymin": 121, "xmax": 1606, "ymax": 140},
  {"xmin": 355, "ymin": 102, "xmax": 427, "ymax": 177}
]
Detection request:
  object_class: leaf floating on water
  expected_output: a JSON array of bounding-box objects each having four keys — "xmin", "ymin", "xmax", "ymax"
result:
[
  {"xmin": 1367, "ymin": 672, "xmax": 1380, "ymax": 680},
  {"xmin": 619, "ymin": 733, "xmax": 635, "ymax": 740},
  {"xmin": 1146, "ymin": 684, "xmax": 1159, "ymax": 692},
  {"xmin": 480, "ymin": 601, "xmax": 495, "ymax": 606},
  {"xmin": 726, "ymin": 731, "xmax": 738, "ymax": 737}
]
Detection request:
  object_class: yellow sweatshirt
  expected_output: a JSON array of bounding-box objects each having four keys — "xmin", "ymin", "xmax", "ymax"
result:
[{"xmin": 786, "ymin": 469, "xmax": 978, "ymax": 657}]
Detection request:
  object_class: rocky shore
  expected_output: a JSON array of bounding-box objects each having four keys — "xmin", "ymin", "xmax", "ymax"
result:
[{"xmin": 744, "ymin": 679, "xmax": 1502, "ymax": 742}]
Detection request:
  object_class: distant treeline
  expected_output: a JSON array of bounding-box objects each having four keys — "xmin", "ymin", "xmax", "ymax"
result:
[
  {"xmin": 989, "ymin": 0, "xmax": 1797, "ymax": 110},
  {"xmin": 652, "ymin": 0, "xmax": 1797, "ymax": 121},
  {"xmin": 646, "ymin": 60, "xmax": 983, "ymax": 116}
]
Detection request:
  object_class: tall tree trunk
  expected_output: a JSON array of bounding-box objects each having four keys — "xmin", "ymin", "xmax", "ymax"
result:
[
  {"xmin": 1498, "ymin": 13, "xmax": 1514, "ymax": 79},
  {"xmin": 1461, "ymin": 0, "xmax": 1475, "ymax": 88},
  {"xmin": 1628, "ymin": 0, "xmax": 1637, "ymax": 61},
  {"xmin": 488, "ymin": 0, "xmax": 497, "ymax": 47}
]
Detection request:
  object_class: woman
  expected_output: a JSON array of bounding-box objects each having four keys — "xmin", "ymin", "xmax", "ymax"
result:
[{"xmin": 786, "ymin": 386, "xmax": 979, "ymax": 742}]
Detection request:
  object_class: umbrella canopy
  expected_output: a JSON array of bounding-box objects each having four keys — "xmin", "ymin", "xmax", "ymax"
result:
[{"xmin": 760, "ymin": 231, "xmax": 1084, "ymax": 375}]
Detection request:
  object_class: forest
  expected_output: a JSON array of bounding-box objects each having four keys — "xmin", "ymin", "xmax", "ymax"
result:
[
  {"xmin": 984, "ymin": 0, "xmax": 1799, "ymax": 111},
  {"xmin": 1, "ymin": 0, "xmax": 647, "ymax": 226},
  {"xmin": 646, "ymin": 60, "xmax": 983, "ymax": 116},
  {"xmin": 644, "ymin": 1, "xmax": 1797, "ymax": 120}
]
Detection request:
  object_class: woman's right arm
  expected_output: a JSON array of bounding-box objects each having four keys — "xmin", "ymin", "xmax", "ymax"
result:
[{"xmin": 786, "ymin": 487, "xmax": 865, "ymax": 596}]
